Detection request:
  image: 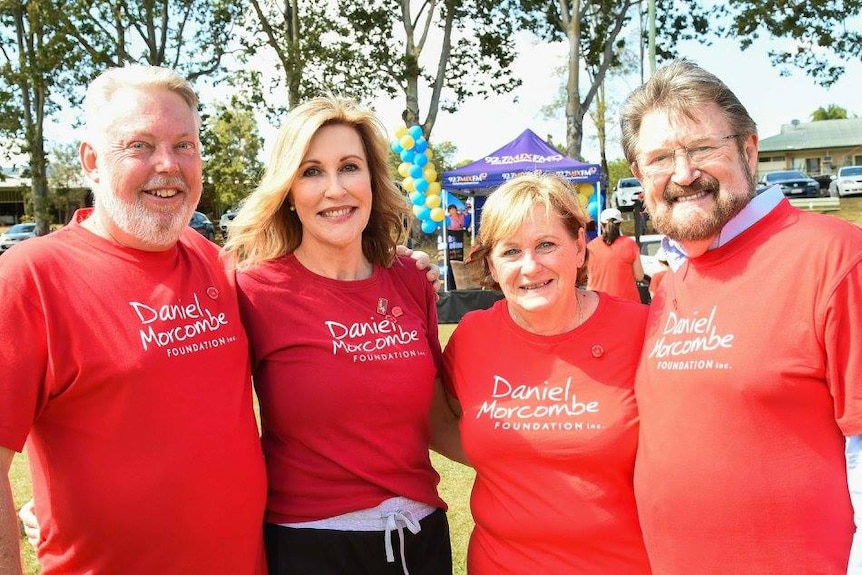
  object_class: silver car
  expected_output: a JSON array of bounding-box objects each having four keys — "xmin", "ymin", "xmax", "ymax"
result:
[{"xmin": 0, "ymin": 222, "xmax": 37, "ymax": 253}]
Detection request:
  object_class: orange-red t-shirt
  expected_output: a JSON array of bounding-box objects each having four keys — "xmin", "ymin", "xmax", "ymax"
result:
[
  {"xmin": 587, "ymin": 235, "xmax": 641, "ymax": 302},
  {"xmin": 444, "ymin": 294, "xmax": 650, "ymax": 574},
  {"xmin": 636, "ymin": 200, "xmax": 862, "ymax": 573}
]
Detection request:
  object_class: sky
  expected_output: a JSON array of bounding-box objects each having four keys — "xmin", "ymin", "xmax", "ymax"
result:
[
  {"xmin": 369, "ymin": 32, "xmax": 862, "ymax": 166},
  {"xmin": 30, "ymin": 26, "xmax": 862, "ymax": 174}
]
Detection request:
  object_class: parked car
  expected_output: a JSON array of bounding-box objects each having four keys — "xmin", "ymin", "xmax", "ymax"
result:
[
  {"xmin": 759, "ymin": 170, "xmax": 819, "ymax": 198},
  {"xmin": 612, "ymin": 177, "xmax": 643, "ymax": 211},
  {"xmin": 189, "ymin": 211, "xmax": 215, "ymax": 241},
  {"xmin": 638, "ymin": 234, "xmax": 666, "ymax": 279},
  {"xmin": 828, "ymin": 165, "xmax": 862, "ymax": 197},
  {"xmin": 219, "ymin": 208, "xmax": 239, "ymax": 238},
  {"xmin": 0, "ymin": 222, "xmax": 37, "ymax": 253}
]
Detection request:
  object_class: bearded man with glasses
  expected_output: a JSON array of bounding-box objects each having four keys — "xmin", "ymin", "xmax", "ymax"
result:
[{"xmin": 621, "ymin": 59, "xmax": 862, "ymax": 574}]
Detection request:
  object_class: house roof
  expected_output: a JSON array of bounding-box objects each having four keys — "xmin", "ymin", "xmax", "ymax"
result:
[{"xmin": 759, "ymin": 118, "xmax": 862, "ymax": 152}]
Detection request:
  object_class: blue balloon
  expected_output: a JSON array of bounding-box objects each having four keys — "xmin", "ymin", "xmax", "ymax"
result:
[
  {"xmin": 409, "ymin": 125, "xmax": 424, "ymax": 140},
  {"xmin": 415, "ymin": 177, "xmax": 429, "ymax": 193},
  {"xmin": 400, "ymin": 149, "xmax": 415, "ymax": 163},
  {"xmin": 587, "ymin": 199, "xmax": 599, "ymax": 221},
  {"xmin": 391, "ymin": 140, "xmax": 403, "ymax": 154},
  {"xmin": 416, "ymin": 206, "xmax": 431, "ymax": 221},
  {"xmin": 409, "ymin": 164, "xmax": 424, "ymax": 179},
  {"xmin": 413, "ymin": 153, "xmax": 428, "ymax": 167},
  {"xmin": 421, "ymin": 219, "xmax": 438, "ymax": 234},
  {"xmin": 411, "ymin": 193, "xmax": 427, "ymax": 206},
  {"xmin": 413, "ymin": 138, "xmax": 428, "ymax": 153}
]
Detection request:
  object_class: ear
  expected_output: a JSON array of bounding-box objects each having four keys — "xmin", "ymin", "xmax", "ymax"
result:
[
  {"xmin": 742, "ymin": 134, "xmax": 760, "ymax": 178},
  {"xmin": 80, "ymin": 141, "xmax": 100, "ymax": 183},
  {"xmin": 631, "ymin": 163, "xmax": 643, "ymax": 182},
  {"xmin": 487, "ymin": 256, "xmax": 499, "ymax": 284}
]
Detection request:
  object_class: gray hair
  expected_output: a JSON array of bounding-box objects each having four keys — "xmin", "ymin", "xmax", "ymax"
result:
[
  {"xmin": 84, "ymin": 65, "xmax": 201, "ymax": 139},
  {"xmin": 620, "ymin": 59, "xmax": 757, "ymax": 165}
]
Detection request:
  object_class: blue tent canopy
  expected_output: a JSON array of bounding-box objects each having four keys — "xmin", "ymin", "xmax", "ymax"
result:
[{"xmin": 441, "ymin": 128, "xmax": 602, "ymax": 193}]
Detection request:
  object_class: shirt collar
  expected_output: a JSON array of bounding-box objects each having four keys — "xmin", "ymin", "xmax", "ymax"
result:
[{"xmin": 661, "ymin": 185, "xmax": 784, "ymax": 271}]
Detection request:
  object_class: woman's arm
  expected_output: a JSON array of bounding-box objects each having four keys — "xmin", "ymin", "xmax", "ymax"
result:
[{"xmin": 429, "ymin": 380, "xmax": 469, "ymax": 466}]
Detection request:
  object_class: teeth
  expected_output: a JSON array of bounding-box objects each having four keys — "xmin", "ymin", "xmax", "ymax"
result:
[
  {"xmin": 675, "ymin": 191, "xmax": 709, "ymax": 203},
  {"xmin": 323, "ymin": 208, "xmax": 352, "ymax": 217},
  {"xmin": 522, "ymin": 280, "xmax": 550, "ymax": 290},
  {"xmin": 149, "ymin": 189, "xmax": 178, "ymax": 198}
]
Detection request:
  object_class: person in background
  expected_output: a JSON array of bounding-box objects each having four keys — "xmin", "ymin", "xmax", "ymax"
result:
[
  {"xmin": 223, "ymin": 96, "xmax": 453, "ymax": 575},
  {"xmin": 0, "ymin": 65, "xmax": 267, "ymax": 575},
  {"xmin": 446, "ymin": 204, "xmax": 465, "ymax": 230},
  {"xmin": 647, "ymin": 246, "xmax": 669, "ymax": 300},
  {"xmin": 632, "ymin": 189, "xmax": 648, "ymax": 244},
  {"xmin": 440, "ymin": 172, "xmax": 650, "ymax": 574},
  {"xmin": 462, "ymin": 199, "xmax": 473, "ymax": 237},
  {"xmin": 623, "ymin": 59, "xmax": 862, "ymax": 574},
  {"xmin": 586, "ymin": 207, "xmax": 645, "ymax": 302}
]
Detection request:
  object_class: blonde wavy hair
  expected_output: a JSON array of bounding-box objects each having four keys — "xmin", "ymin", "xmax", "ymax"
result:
[
  {"xmin": 224, "ymin": 96, "xmax": 411, "ymax": 270},
  {"xmin": 469, "ymin": 172, "xmax": 590, "ymax": 289}
]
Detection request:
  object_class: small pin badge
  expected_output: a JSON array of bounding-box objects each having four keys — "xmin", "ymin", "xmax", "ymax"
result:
[
  {"xmin": 376, "ymin": 297, "xmax": 389, "ymax": 315},
  {"xmin": 206, "ymin": 287, "xmax": 220, "ymax": 300},
  {"xmin": 391, "ymin": 306, "xmax": 403, "ymax": 317},
  {"xmin": 591, "ymin": 345, "xmax": 604, "ymax": 358}
]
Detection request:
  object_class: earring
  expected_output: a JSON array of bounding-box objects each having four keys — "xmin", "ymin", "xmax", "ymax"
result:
[{"xmin": 289, "ymin": 205, "xmax": 295, "ymax": 212}]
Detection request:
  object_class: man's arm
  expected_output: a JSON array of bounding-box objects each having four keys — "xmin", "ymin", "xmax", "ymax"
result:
[{"xmin": 0, "ymin": 447, "xmax": 24, "ymax": 575}]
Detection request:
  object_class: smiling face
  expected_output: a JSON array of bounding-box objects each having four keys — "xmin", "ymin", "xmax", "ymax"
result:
[
  {"xmin": 488, "ymin": 204, "xmax": 585, "ymax": 326},
  {"xmin": 81, "ymin": 86, "xmax": 202, "ymax": 251},
  {"xmin": 633, "ymin": 102, "xmax": 759, "ymax": 255},
  {"xmin": 290, "ymin": 123, "xmax": 373, "ymax": 258}
]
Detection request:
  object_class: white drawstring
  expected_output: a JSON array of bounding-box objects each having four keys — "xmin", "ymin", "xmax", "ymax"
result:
[{"xmin": 383, "ymin": 510, "xmax": 422, "ymax": 575}]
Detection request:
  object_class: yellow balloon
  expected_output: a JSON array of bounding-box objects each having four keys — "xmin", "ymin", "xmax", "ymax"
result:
[
  {"xmin": 395, "ymin": 125, "xmax": 409, "ymax": 139},
  {"xmin": 424, "ymin": 148, "xmax": 434, "ymax": 160},
  {"xmin": 412, "ymin": 205, "xmax": 425, "ymax": 216},
  {"xmin": 399, "ymin": 135, "xmax": 415, "ymax": 150},
  {"xmin": 430, "ymin": 207, "xmax": 445, "ymax": 222},
  {"xmin": 425, "ymin": 193, "xmax": 441, "ymax": 209},
  {"xmin": 423, "ymin": 166, "xmax": 437, "ymax": 182},
  {"xmin": 398, "ymin": 162, "xmax": 411, "ymax": 178},
  {"xmin": 402, "ymin": 176, "xmax": 416, "ymax": 193},
  {"xmin": 577, "ymin": 183, "xmax": 594, "ymax": 197},
  {"xmin": 427, "ymin": 181, "xmax": 442, "ymax": 196},
  {"xmin": 576, "ymin": 193, "xmax": 589, "ymax": 209}
]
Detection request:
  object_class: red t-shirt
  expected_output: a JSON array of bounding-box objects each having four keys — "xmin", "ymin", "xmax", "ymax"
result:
[
  {"xmin": 237, "ymin": 254, "xmax": 446, "ymax": 523},
  {"xmin": 636, "ymin": 200, "xmax": 862, "ymax": 573},
  {"xmin": 443, "ymin": 294, "xmax": 650, "ymax": 574},
  {"xmin": 0, "ymin": 210, "xmax": 267, "ymax": 574},
  {"xmin": 587, "ymin": 235, "xmax": 641, "ymax": 302}
]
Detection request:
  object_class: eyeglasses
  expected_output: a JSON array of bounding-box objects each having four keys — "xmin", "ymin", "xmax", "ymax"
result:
[{"xmin": 636, "ymin": 134, "xmax": 740, "ymax": 177}]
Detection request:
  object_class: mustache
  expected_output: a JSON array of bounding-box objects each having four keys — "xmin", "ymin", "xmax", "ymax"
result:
[
  {"xmin": 663, "ymin": 177, "xmax": 719, "ymax": 202},
  {"xmin": 143, "ymin": 176, "xmax": 189, "ymax": 193}
]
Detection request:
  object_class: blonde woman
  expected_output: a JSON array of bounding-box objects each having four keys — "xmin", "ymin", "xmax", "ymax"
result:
[
  {"xmin": 442, "ymin": 173, "xmax": 650, "ymax": 574},
  {"xmin": 224, "ymin": 97, "xmax": 453, "ymax": 575}
]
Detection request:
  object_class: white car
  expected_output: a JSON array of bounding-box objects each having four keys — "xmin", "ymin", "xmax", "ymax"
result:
[
  {"xmin": 638, "ymin": 234, "xmax": 666, "ymax": 278},
  {"xmin": 0, "ymin": 222, "xmax": 37, "ymax": 253},
  {"xmin": 829, "ymin": 165, "xmax": 862, "ymax": 197},
  {"xmin": 612, "ymin": 177, "xmax": 643, "ymax": 211}
]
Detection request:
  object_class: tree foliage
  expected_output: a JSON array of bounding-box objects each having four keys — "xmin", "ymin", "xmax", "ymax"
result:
[
  {"xmin": 715, "ymin": 0, "xmax": 862, "ymax": 87},
  {"xmin": 0, "ymin": 0, "xmax": 80, "ymax": 233},
  {"xmin": 200, "ymin": 100, "xmax": 264, "ymax": 214},
  {"xmin": 810, "ymin": 104, "xmax": 849, "ymax": 121}
]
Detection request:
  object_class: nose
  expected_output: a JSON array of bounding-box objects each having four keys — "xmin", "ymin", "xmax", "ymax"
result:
[
  {"xmin": 323, "ymin": 172, "xmax": 348, "ymax": 199},
  {"xmin": 520, "ymin": 250, "xmax": 541, "ymax": 274},
  {"xmin": 669, "ymin": 150, "xmax": 700, "ymax": 186},
  {"xmin": 153, "ymin": 145, "xmax": 180, "ymax": 173}
]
